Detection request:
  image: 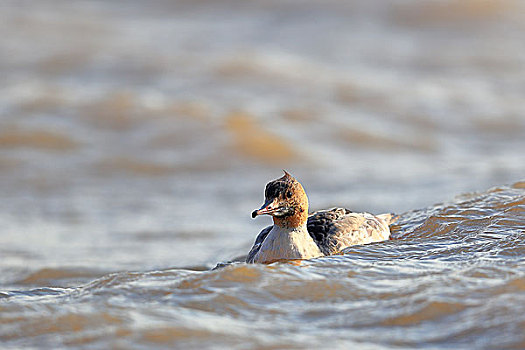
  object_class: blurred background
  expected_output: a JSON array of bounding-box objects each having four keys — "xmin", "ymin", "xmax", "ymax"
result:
[{"xmin": 1, "ymin": 0, "xmax": 525, "ymax": 281}]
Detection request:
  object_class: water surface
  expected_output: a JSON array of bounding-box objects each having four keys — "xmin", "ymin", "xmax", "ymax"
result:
[{"xmin": 1, "ymin": 0, "xmax": 525, "ymax": 348}]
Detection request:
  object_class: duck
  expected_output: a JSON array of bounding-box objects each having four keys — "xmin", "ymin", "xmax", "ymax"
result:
[{"xmin": 247, "ymin": 171, "xmax": 396, "ymax": 264}]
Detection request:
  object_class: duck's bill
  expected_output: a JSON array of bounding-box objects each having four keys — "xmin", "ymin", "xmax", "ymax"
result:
[{"xmin": 251, "ymin": 199, "xmax": 279, "ymax": 218}]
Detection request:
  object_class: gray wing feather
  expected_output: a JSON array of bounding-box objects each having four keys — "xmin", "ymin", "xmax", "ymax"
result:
[
  {"xmin": 246, "ymin": 225, "xmax": 272, "ymax": 263},
  {"xmin": 307, "ymin": 207, "xmax": 392, "ymax": 255}
]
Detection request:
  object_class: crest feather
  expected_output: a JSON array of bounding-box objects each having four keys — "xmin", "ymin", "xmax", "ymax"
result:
[{"xmin": 282, "ymin": 170, "xmax": 294, "ymax": 180}]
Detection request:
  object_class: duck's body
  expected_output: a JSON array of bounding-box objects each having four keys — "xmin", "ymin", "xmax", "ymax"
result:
[{"xmin": 247, "ymin": 172, "xmax": 396, "ymax": 264}]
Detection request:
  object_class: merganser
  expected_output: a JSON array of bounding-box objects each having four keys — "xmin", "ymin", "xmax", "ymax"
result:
[{"xmin": 247, "ymin": 171, "xmax": 396, "ymax": 264}]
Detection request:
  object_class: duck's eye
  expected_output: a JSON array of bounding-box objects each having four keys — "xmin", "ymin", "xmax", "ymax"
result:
[{"xmin": 286, "ymin": 190, "xmax": 293, "ymax": 198}]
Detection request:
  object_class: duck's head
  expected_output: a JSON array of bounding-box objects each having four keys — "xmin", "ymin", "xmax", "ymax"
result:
[{"xmin": 252, "ymin": 171, "xmax": 309, "ymax": 228}]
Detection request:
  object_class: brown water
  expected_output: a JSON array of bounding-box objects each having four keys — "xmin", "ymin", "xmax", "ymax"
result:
[{"xmin": 1, "ymin": 1, "xmax": 525, "ymax": 349}]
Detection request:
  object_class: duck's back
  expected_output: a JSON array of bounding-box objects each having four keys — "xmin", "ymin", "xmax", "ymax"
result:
[{"xmin": 307, "ymin": 208, "xmax": 394, "ymax": 255}]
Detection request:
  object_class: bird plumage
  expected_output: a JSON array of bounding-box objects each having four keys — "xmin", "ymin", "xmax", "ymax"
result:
[{"xmin": 247, "ymin": 172, "xmax": 396, "ymax": 264}]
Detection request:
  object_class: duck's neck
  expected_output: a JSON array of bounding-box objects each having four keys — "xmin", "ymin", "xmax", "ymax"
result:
[
  {"xmin": 253, "ymin": 223, "xmax": 323, "ymax": 264},
  {"xmin": 273, "ymin": 209, "xmax": 308, "ymax": 229}
]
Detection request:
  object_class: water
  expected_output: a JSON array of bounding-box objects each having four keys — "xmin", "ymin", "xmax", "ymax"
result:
[{"xmin": 1, "ymin": 0, "xmax": 525, "ymax": 348}]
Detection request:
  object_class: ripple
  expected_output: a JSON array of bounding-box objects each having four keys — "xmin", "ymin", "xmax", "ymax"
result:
[
  {"xmin": 0, "ymin": 127, "xmax": 78, "ymax": 151},
  {"xmin": 225, "ymin": 111, "xmax": 300, "ymax": 165},
  {"xmin": 14, "ymin": 268, "xmax": 105, "ymax": 287},
  {"xmin": 380, "ymin": 301, "xmax": 467, "ymax": 327}
]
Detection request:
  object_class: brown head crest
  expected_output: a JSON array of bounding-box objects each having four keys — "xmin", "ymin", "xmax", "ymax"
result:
[{"xmin": 281, "ymin": 170, "xmax": 294, "ymax": 181}]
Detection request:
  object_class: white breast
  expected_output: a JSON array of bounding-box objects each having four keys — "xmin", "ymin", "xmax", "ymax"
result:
[{"xmin": 253, "ymin": 225, "xmax": 323, "ymax": 264}]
